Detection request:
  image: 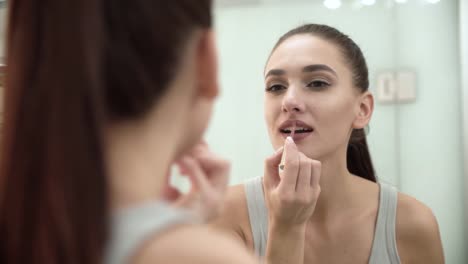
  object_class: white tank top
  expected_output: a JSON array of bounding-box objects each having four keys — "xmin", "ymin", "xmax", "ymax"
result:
[
  {"xmin": 104, "ymin": 201, "xmax": 193, "ymax": 264},
  {"xmin": 244, "ymin": 177, "xmax": 401, "ymax": 264}
]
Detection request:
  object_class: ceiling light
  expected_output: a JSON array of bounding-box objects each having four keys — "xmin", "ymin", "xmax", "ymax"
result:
[
  {"xmin": 323, "ymin": 0, "xmax": 342, "ymax": 9},
  {"xmin": 361, "ymin": 0, "xmax": 376, "ymax": 6}
]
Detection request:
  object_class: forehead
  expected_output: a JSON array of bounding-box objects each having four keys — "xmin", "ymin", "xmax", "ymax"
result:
[{"xmin": 266, "ymin": 34, "xmax": 348, "ymax": 75}]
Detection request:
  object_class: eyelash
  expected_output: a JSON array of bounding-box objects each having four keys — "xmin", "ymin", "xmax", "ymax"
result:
[
  {"xmin": 265, "ymin": 80, "xmax": 330, "ymax": 93},
  {"xmin": 265, "ymin": 84, "xmax": 286, "ymax": 92},
  {"xmin": 306, "ymin": 80, "xmax": 330, "ymax": 90}
]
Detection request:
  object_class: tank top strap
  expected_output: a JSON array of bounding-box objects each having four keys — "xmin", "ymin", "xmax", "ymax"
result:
[
  {"xmin": 368, "ymin": 182, "xmax": 401, "ymax": 264},
  {"xmin": 244, "ymin": 177, "xmax": 269, "ymax": 256}
]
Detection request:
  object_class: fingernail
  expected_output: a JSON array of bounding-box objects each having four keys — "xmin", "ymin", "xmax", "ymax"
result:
[{"xmin": 286, "ymin": 136, "xmax": 294, "ymax": 143}]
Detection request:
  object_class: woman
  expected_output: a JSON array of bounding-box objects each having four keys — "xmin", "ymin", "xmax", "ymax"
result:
[
  {"xmin": 213, "ymin": 24, "xmax": 444, "ymax": 263},
  {"xmin": 0, "ymin": 0, "xmax": 256, "ymax": 263}
]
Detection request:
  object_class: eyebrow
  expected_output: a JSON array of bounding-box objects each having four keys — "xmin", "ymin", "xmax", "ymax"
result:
[
  {"xmin": 264, "ymin": 69, "xmax": 286, "ymax": 78},
  {"xmin": 302, "ymin": 64, "xmax": 337, "ymax": 77},
  {"xmin": 265, "ymin": 64, "xmax": 338, "ymax": 79}
]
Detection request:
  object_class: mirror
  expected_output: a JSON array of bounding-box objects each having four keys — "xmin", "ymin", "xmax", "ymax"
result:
[{"xmin": 207, "ymin": 0, "xmax": 466, "ymax": 263}]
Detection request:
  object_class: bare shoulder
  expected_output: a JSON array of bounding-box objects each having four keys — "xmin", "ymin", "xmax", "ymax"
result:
[
  {"xmin": 210, "ymin": 183, "xmax": 254, "ymax": 250},
  {"xmin": 396, "ymin": 193, "xmax": 444, "ymax": 263},
  {"xmin": 133, "ymin": 224, "xmax": 257, "ymax": 264},
  {"xmin": 218, "ymin": 183, "xmax": 248, "ymax": 220}
]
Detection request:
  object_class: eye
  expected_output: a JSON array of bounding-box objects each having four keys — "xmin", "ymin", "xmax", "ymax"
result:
[
  {"xmin": 307, "ymin": 80, "xmax": 330, "ymax": 90},
  {"xmin": 265, "ymin": 84, "xmax": 286, "ymax": 92}
]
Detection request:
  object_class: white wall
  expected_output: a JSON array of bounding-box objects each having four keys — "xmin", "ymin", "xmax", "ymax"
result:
[
  {"xmin": 460, "ymin": 0, "xmax": 468, "ymax": 253},
  {"xmin": 394, "ymin": 1, "xmax": 465, "ymax": 263},
  {"xmin": 208, "ymin": 1, "xmax": 466, "ymax": 263}
]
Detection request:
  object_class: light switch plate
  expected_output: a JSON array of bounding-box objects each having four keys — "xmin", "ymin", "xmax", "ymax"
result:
[
  {"xmin": 396, "ymin": 71, "xmax": 417, "ymax": 102},
  {"xmin": 376, "ymin": 70, "xmax": 417, "ymax": 104},
  {"xmin": 377, "ymin": 71, "xmax": 397, "ymax": 103}
]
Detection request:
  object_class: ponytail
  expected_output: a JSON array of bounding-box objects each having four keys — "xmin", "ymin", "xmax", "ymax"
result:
[
  {"xmin": 347, "ymin": 128, "xmax": 377, "ymax": 182},
  {"xmin": 0, "ymin": 0, "xmax": 213, "ymax": 263},
  {"xmin": 0, "ymin": 0, "xmax": 108, "ymax": 263}
]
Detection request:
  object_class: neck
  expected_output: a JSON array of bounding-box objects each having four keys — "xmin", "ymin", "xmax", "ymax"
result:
[
  {"xmin": 105, "ymin": 109, "xmax": 183, "ymax": 211},
  {"xmin": 309, "ymin": 146, "xmax": 356, "ymax": 222}
]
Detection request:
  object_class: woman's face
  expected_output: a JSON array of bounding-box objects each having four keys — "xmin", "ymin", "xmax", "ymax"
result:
[{"xmin": 264, "ymin": 34, "xmax": 368, "ymax": 160}]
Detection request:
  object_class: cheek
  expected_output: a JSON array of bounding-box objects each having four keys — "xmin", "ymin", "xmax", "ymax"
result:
[
  {"xmin": 317, "ymin": 98, "xmax": 356, "ymax": 137},
  {"xmin": 264, "ymin": 98, "xmax": 284, "ymax": 147},
  {"xmin": 263, "ymin": 98, "xmax": 278, "ymax": 127},
  {"xmin": 184, "ymin": 102, "xmax": 212, "ymax": 148}
]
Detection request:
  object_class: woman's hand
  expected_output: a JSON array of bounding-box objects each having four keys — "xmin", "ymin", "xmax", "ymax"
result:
[
  {"xmin": 263, "ymin": 137, "xmax": 321, "ymax": 264},
  {"xmin": 264, "ymin": 137, "xmax": 321, "ymax": 227},
  {"xmin": 163, "ymin": 142, "xmax": 230, "ymax": 222}
]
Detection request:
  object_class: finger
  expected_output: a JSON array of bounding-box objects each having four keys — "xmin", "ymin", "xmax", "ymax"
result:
[
  {"xmin": 278, "ymin": 137, "xmax": 300, "ymax": 191},
  {"xmin": 162, "ymin": 185, "xmax": 182, "ymax": 202},
  {"xmin": 188, "ymin": 144, "xmax": 229, "ymax": 185},
  {"xmin": 162, "ymin": 168, "xmax": 179, "ymax": 200},
  {"xmin": 310, "ymin": 160, "xmax": 322, "ymax": 188},
  {"xmin": 194, "ymin": 153, "xmax": 230, "ymax": 191},
  {"xmin": 264, "ymin": 147, "xmax": 284, "ymax": 189},
  {"xmin": 176, "ymin": 162, "xmax": 189, "ymax": 175},
  {"xmin": 178, "ymin": 156, "xmax": 211, "ymax": 192},
  {"xmin": 296, "ymin": 153, "xmax": 312, "ymax": 193}
]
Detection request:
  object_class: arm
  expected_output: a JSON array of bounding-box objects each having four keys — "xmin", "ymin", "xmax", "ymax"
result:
[
  {"xmin": 210, "ymin": 184, "xmax": 254, "ymax": 251},
  {"xmin": 265, "ymin": 222, "xmax": 307, "ymax": 264},
  {"xmin": 396, "ymin": 194, "xmax": 445, "ymax": 264},
  {"xmin": 133, "ymin": 225, "xmax": 258, "ymax": 264}
]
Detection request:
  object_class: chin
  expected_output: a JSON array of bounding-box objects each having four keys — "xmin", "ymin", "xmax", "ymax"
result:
[
  {"xmin": 175, "ymin": 128, "xmax": 204, "ymax": 158},
  {"xmin": 289, "ymin": 139, "xmax": 324, "ymax": 160}
]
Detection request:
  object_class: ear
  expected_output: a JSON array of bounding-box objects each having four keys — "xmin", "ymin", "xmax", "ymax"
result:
[
  {"xmin": 352, "ymin": 91, "xmax": 374, "ymax": 129},
  {"xmin": 195, "ymin": 30, "xmax": 219, "ymax": 99}
]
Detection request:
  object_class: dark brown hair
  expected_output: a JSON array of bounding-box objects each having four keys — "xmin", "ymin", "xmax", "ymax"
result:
[
  {"xmin": 270, "ymin": 24, "xmax": 376, "ymax": 182},
  {"xmin": 0, "ymin": 0, "xmax": 212, "ymax": 263}
]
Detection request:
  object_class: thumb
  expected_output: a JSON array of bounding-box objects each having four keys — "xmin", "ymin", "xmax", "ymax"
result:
[
  {"xmin": 283, "ymin": 136, "xmax": 298, "ymax": 164},
  {"xmin": 162, "ymin": 185, "xmax": 182, "ymax": 202},
  {"xmin": 264, "ymin": 146, "xmax": 284, "ymax": 189}
]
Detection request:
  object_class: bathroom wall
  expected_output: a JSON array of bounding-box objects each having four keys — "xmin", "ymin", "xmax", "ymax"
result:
[
  {"xmin": 459, "ymin": 0, "xmax": 468, "ymax": 254},
  {"xmin": 393, "ymin": 1, "xmax": 465, "ymax": 262}
]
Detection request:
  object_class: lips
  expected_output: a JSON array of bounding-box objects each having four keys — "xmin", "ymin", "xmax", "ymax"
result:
[{"xmin": 278, "ymin": 120, "xmax": 314, "ymax": 139}]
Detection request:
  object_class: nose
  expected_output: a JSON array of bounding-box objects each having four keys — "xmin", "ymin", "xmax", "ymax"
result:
[{"xmin": 282, "ymin": 86, "xmax": 305, "ymax": 113}]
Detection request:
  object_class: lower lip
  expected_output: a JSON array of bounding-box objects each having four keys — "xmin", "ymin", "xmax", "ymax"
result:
[{"xmin": 280, "ymin": 131, "xmax": 313, "ymax": 141}]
